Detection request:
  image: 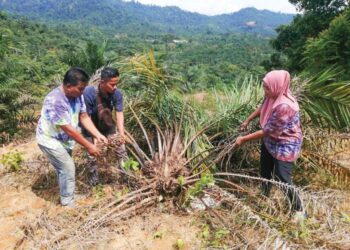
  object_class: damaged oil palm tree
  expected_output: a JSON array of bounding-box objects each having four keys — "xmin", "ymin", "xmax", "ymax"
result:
[{"xmin": 116, "ymin": 51, "xmax": 211, "ymax": 163}]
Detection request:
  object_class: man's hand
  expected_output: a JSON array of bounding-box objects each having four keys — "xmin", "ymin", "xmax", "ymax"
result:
[
  {"xmin": 95, "ymin": 133, "xmax": 108, "ymax": 144},
  {"xmin": 80, "ymin": 113, "xmax": 108, "ymax": 144},
  {"xmin": 120, "ymin": 134, "xmax": 126, "ymax": 144},
  {"xmin": 235, "ymin": 136, "xmax": 246, "ymax": 146},
  {"xmin": 87, "ymin": 144, "xmax": 101, "ymax": 157}
]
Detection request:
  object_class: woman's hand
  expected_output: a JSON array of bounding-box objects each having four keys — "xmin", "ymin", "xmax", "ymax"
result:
[
  {"xmin": 240, "ymin": 120, "xmax": 250, "ymax": 131},
  {"xmin": 235, "ymin": 136, "xmax": 246, "ymax": 146},
  {"xmin": 236, "ymin": 130, "xmax": 265, "ymax": 147}
]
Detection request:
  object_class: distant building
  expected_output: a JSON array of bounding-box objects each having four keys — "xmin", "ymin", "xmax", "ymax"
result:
[
  {"xmin": 245, "ymin": 21, "xmax": 257, "ymax": 27},
  {"xmin": 114, "ymin": 33, "xmax": 128, "ymax": 39},
  {"xmin": 173, "ymin": 39, "xmax": 188, "ymax": 44}
]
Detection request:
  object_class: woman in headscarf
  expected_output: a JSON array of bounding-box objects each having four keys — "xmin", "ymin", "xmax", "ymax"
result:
[{"xmin": 236, "ymin": 70, "xmax": 305, "ymax": 222}]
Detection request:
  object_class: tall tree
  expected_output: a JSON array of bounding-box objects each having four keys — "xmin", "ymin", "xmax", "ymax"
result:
[
  {"xmin": 303, "ymin": 8, "xmax": 350, "ymax": 79},
  {"xmin": 289, "ymin": 0, "xmax": 348, "ymax": 12},
  {"xmin": 60, "ymin": 41, "xmax": 108, "ymax": 75},
  {"xmin": 269, "ymin": 0, "xmax": 348, "ymax": 72}
]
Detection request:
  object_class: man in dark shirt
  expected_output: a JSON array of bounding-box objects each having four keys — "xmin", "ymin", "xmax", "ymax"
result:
[{"xmin": 83, "ymin": 67, "xmax": 128, "ymax": 185}]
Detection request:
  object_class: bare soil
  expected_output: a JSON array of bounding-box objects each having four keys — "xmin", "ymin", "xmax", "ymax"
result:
[{"xmin": 94, "ymin": 212, "xmax": 201, "ymax": 250}]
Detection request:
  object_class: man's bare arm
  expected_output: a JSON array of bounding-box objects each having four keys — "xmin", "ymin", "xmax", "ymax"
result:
[{"xmin": 60, "ymin": 124, "xmax": 100, "ymax": 156}]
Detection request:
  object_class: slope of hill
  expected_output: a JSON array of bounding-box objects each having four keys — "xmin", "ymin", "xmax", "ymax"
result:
[
  {"xmin": 0, "ymin": 0, "xmax": 294, "ymax": 36},
  {"xmin": 0, "ymin": 11, "xmax": 77, "ymax": 84}
]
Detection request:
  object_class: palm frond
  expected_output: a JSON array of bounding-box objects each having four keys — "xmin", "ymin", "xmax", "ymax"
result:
[
  {"xmin": 297, "ymin": 68, "xmax": 350, "ymax": 129},
  {"xmin": 204, "ymin": 76, "xmax": 263, "ymax": 140}
]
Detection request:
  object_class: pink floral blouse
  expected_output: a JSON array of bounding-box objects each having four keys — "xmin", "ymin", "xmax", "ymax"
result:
[{"xmin": 263, "ymin": 104, "xmax": 303, "ymax": 162}]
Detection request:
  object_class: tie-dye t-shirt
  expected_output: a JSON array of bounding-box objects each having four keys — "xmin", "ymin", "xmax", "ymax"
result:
[
  {"xmin": 36, "ymin": 86, "xmax": 86, "ymax": 150},
  {"xmin": 263, "ymin": 103, "xmax": 303, "ymax": 162}
]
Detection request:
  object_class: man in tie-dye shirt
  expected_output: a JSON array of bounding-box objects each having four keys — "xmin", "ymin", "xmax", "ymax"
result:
[{"xmin": 36, "ymin": 67, "xmax": 108, "ymax": 207}]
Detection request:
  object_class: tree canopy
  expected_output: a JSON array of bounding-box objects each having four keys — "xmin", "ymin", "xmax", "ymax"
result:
[{"xmin": 266, "ymin": 0, "xmax": 349, "ymax": 73}]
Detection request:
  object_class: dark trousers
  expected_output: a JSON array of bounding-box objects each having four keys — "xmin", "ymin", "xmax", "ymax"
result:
[{"xmin": 260, "ymin": 143, "xmax": 303, "ymax": 212}]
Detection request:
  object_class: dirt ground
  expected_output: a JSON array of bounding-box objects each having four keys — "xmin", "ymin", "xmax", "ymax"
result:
[
  {"xmin": 94, "ymin": 212, "xmax": 201, "ymax": 250},
  {"xmin": 0, "ymin": 138, "xmax": 202, "ymax": 250}
]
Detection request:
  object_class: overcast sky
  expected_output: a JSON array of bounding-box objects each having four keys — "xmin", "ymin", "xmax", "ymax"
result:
[{"xmin": 124, "ymin": 0, "xmax": 299, "ymax": 15}]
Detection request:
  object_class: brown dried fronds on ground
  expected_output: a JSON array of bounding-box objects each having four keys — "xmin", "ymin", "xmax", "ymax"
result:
[
  {"xmin": 201, "ymin": 176, "xmax": 350, "ymax": 249},
  {"xmin": 300, "ymin": 127, "xmax": 350, "ymax": 186},
  {"xmin": 302, "ymin": 150, "xmax": 350, "ymax": 186},
  {"xmin": 303, "ymin": 127, "xmax": 350, "ymax": 156},
  {"xmin": 95, "ymin": 133, "xmax": 126, "ymax": 168},
  {"xmin": 12, "ymin": 162, "xmax": 350, "ymax": 250}
]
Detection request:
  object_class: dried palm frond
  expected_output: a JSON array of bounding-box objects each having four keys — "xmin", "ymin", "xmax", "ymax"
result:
[
  {"xmin": 302, "ymin": 150, "xmax": 350, "ymax": 184},
  {"xmin": 303, "ymin": 126, "xmax": 350, "ymax": 155},
  {"xmin": 88, "ymin": 67, "xmax": 103, "ymax": 86}
]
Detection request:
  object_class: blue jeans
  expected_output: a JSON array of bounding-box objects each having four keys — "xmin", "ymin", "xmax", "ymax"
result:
[{"xmin": 38, "ymin": 144, "xmax": 75, "ymax": 206}]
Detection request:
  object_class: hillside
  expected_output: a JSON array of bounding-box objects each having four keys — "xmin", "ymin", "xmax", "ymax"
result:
[
  {"xmin": 0, "ymin": 12, "xmax": 75, "ymax": 85},
  {"xmin": 0, "ymin": 0, "xmax": 294, "ymax": 36}
]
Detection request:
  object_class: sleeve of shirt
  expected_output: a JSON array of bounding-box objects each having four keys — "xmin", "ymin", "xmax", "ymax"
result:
[
  {"xmin": 114, "ymin": 89, "xmax": 123, "ymax": 112},
  {"xmin": 83, "ymin": 89, "xmax": 93, "ymax": 115},
  {"xmin": 46, "ymin": 98, "xmax": 71, "ymax": 126},
  {"xmin": 263, "ymin": 104, "xmax": 294, "ymax": 138},
  {"xmin": 79, "ymin": 95, "xmax": 87, "ymax": 114}
]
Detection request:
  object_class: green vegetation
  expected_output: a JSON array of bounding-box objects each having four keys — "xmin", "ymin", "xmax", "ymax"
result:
[
  {"xmin": 121, "ymin": 158, "xmax": 140, "ymax": 171},
  {"xmin": 0, "ymin": 12, "xmax": 66, "ymax": 137},
  {"xmin": 1, "ymin": 151, "xmax": 24, "ymax": 172},
  {"xmin": 266, "ymin": 0, "xmax": 349, "ymax": 77},
  {"xmin": 92, "ymin": 184, "xmax": 106, "ymax": 199},
  {"xmin": 262, "ymin": 1, "xmax": 350, "ymax": 130},
  {"xmin": 174, "ymin": 238, "xmax": 185, "ymax": 250},
  {"xmin": 303, "ymin": 8, "xmax": 350, "ymax": 79}
]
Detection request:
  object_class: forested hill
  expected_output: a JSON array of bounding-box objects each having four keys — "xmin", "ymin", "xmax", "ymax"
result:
[{"xmin": 0, "ymin": 0, "xmax": 294, "ymax": 36}]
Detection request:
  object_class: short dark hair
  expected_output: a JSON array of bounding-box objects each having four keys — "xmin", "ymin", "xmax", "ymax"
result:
[
  {"xmin": 101, "ymin": 67, "xmax": 119, "ymax": 80},
  {"xmin": 63, "ymin": 67, "xmax": 89, "ymax": 86}
]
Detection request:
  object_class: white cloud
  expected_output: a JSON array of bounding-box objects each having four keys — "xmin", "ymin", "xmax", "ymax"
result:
[{"xmin": 124, "ymin": 0, "xmax": 298, "ymax": 15}]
